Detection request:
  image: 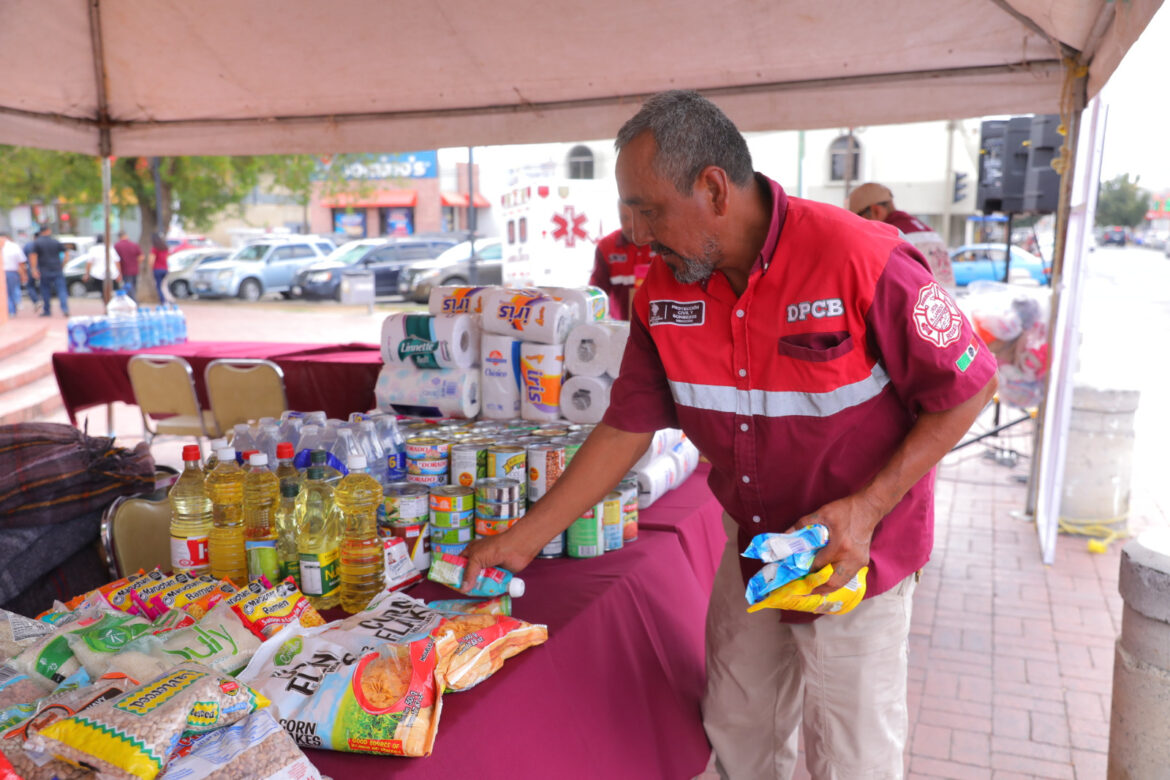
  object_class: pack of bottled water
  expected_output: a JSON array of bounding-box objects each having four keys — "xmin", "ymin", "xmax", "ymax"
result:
[{"xmin": 66, "ymin": 293, "xmax": 188, "ymax": 353}]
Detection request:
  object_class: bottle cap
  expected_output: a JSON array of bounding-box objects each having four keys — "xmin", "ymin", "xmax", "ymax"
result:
[
  {"xmin": 249, "ymin": 453, "xmax": 268, "ymax": 467},
  {"xmin": 310, "ymin": 449, "xmax": 328, "ymax": 465},
  {"xmin": 182, "ymin": 444, "xmax": 202, "ymax": 461},
  {"xmin": 508, "ymin": 578, "xmax": 526, "ymax": 598},
  {"xmin": 347, "ymin": 455, "xmax": 368, "ymax": 471},
  {"xmin": 210, "ymin": 438, "xmax": 227, "ymax": 451},
  {"xmin": 242, "ymin": 450, "xmax": 259, "ymax": 460},
  {"xmin": 276, "ymin": 442, "xmax": 294, "ymax": 459},
  {"xmin": 216, "ymin": 447, "xmax": 236, "ymax": 461}
]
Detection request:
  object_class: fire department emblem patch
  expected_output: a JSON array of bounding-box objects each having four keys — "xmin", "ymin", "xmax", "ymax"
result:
[{"xmin": 912, "ymin": 282, "xmax": 962, "ymax": 348}]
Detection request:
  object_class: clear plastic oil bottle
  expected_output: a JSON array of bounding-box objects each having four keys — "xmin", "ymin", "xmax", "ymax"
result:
[
  {"xmin": 169, "ymin": 444, "xmax": 212, "ymax": 576},
  {"xmin": 206, "ymin": 446, "xmax": 247, "ymax": 585},
  {"xmin": 243, "ymin": 452, "xmax": 281, "ymax": 584},
  {"xmin": 336, "ymin": 455, "xmax": 384, "ymax": 613},
  {"xmin": 296, "ymin": 450, "xmax": 339, "ymax": 610}
]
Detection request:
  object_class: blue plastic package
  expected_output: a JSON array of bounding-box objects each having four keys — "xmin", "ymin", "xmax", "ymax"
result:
[
  {"xmin": 745, "ymin": 551, "xmax": 819, "ymax": 605},
  {"xmin": 741, "ymin": 524, "xmax": 829, "ymax": 562}
]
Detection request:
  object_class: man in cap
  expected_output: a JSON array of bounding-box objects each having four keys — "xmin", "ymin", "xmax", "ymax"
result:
[
  {"xmin": 849, "ymin": 182, "xmax": 956, "ymax": 288},
  {"xmin": 462, "ymin": 90, "xmax": 996, "ymax": 778}
]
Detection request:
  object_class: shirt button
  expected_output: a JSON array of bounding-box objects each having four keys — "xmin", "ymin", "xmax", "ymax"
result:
[
  {"xmin": 739, "ymin": 423, "xmax": 749, "ymax": 432},
  {"xmin": 742, "ymin": 475, "xmax": 750, "ymax": 484},
  {"xmin": 736, "ymin": 310, "xmax": 745, "ymax": 318},
  {"xmin": 752, "ymin": 515, "xmax": 761, "ymax": 523},
  {"xmin": 738, "ymin": 369, "xmax": 746, "ymax": 377}
]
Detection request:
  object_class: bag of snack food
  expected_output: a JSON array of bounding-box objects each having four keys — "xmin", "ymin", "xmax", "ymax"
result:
[
  {"xmin": 432, "ymin": 612, "xmax": 547, "ymax": 692},
  {"xmin": 27, "ymin": 663, "xmax": 269, "ymax": 780},
  {"xmin": 230, "ymin": 578, "xmax": 326, "ymax": 641},
  {"xmin": 158, "ymin": 708, "xmax": 321, "ymax": 780},
  {"xmin": 148, "ymin": 576, "xmax": 219, "ymax": 619},
  {"xmin": 176, "ymin": 579, "xmax": 239, "ymax": 620},
  {"xmin": 132, "ymin": 573, "xmax": 196, "ymax": 621},
  {"xmin": 59, "ymin": 569, "xmax": 147, "ymax": 614}
]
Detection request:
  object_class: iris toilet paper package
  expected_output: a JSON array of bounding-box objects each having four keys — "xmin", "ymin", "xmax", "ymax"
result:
[
  {"xmin": 481, "ymin": 334, "xmax": 522, "ymax": 420},
  {"xmin": 519, "ymin": 343, "xmax": 565, "ymax": 422},
  {"xmin": 482, "ymin": 288, "xmax": 575, "ymax": 345},
  {"xmin": 427, "ymin": 285, "xmax": 492, "ymax": 318}
]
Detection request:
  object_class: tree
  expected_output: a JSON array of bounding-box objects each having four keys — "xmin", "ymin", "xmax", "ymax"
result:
[{"xmin": 1095, "ymin": 173, "xmax": 1150, "ymax": 228}]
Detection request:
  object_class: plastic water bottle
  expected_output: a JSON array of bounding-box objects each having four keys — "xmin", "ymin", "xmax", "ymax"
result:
[
  {"xmin": 243, "ymin": 452, "xmax": 281, "ymax": 584},
  {"xmin": 293, "ymin": 424, "xmax": 325, "ymax": 469},
  {"xmin": 304, "ymin": 411, "xmax": 328, "ymax": 427},
  {"xmin": 296, "ymin": 450, "xmax": 340, "ymax": 610},
  {"xmin": 169, "ymin": 444, "xmax": 212, "ymax": 576},
  {"xmin": 136, "ymin": 309, "xmax": 154, "ymax": 348},
  {"xmin": 320, "ymin": 420, "xmax": 341, "ymax": 450},
  {"xmin": 231, "ymin": 424, "xmax": 257, "ymax": 464},
  {"xmin": 206, "ymin": 446, "xmax": 247, "ymax": 585},
  {"xmin": 256, "ymin": 423, "xmax": 281, "ymax": 468},
  {"xmin": 170, "ymin": 303, "xmax": 188, "ymax": 343},
  {"xmin": 278, "ymin": 412, "xmax": 304, "ymax": 451},
  {"xmin": 373, "ymin": 415, "xmax": 406, "ymax": 481},
  {"xmin": 107, "ymin": 289, "xmax": 139, "ymax": 351},
  {"xmin": 336, "ymin": 454, "xmax": 384, "ymax": 614},
  {"xmin": 358, "ymin": 421, "xmax": 388, "ymax": 484},
  {"xmin": 87, "ymin": 317, "xmax": 113, "ymax": 352},
  {"xmin": 157, "ymin": 306, "xmax": 173, "ymax": 345},
  {"xmin": 329, "ymin": 428, "xmax": 361, "ymax": 476},
  {"xmin": 67, "ymin": 317, "xmax": 92, "ymax": 353}
]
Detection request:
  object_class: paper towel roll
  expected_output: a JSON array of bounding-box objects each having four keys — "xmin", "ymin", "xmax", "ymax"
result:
[
  {"xmin": 427, "ymin": 286, "xmax": 492, "ymax": 318},
  {"xmin": 519, "ymin": 342, "xmax": 565, "ymax": 423},
  {"xmin": 565, "ymin": 322, "xmax": 609, "ymax": 377},
  {"xmin": 374, "ymin": 364, "xmax": 480, "ymax": 419},
  {"xmin": 481, "ymin": 334, "xmax": 522, "ymax": 420},
  {"xmin": 560, "ymin": 375, "xmax": 613, "ymax": 425},
  {"xmin": 633, "ymin": 428, "xmax": 684, "ymax": 470},
  {"xmin": 482, "ymin": 288, "xmax": 575, "ymax": 345},
  {"xmin": 636, "ymin": 453, "xmax": 681, "ymax": 509},
  {"xmin": 605, "ymin": 320, "xmax": 631, "ymax": 378},
  {"xmin": 667, "ymin": 438, "xmax": 700, "ymax": 480},
  {"xmin": 381, "ymin": 313, "xmax": 478, "ymax": 369}
]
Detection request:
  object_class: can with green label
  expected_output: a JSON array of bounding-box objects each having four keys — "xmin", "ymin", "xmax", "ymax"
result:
[{"xmin": 566, "ymin": 501, "xmax": 605, "ymax": 558}]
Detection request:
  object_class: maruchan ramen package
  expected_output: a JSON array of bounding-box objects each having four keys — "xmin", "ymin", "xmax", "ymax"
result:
[
  {"xmin": 432, "ymin": 612, "xmax": 547, "ymax": 692},
  {"xmin": 231, "ymin": 578, "xmax": 326, "ymax": 641},
  {"xmin": 27, "ymin": 663, "xmax": 269, "ymax": 780},
  {"xmin": 746, "ymin": 564, "xmax": 869, "ymax": 615},
  {"xmin": 158, "ymin": 708, "xmax": 321, "ymax": 780},
  {"xmin": 176, "ymin": 579, "xmax": 239, "ymax": 620},
  {"xmin": 58, "ymin": 570, "xmax": 147, "ymax": 615}
]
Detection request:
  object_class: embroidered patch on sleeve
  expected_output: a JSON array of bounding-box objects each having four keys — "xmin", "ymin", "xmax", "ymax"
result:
[
  {"xmin": 956, "ymin": 340, "xmax": 979, "ymax": 372},
  {"xmin": 912, "ymin": 282, "xmax": 962, "ymax": 348}
]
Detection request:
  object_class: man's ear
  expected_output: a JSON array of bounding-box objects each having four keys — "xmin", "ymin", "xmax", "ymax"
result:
[{"xmin": 699, "ymin": 166, "xmax": 730, "ymax": 216}]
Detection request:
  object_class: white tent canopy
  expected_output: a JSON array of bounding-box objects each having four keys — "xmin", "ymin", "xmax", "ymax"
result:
[{"xmin": 0, "ymin": 0, "xmax": 1160, "ymax": 156}]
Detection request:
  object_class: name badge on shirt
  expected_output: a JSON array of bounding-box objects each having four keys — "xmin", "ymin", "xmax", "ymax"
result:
[{"xmin": 649, "ymin": 300, "xmax": 705, "ymax": 327}]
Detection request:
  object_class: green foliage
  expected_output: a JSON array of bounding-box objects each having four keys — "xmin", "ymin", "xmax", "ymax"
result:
[{"xmin": 1095, "ymin": 173, "xmax": 1150, "ymax": 228}]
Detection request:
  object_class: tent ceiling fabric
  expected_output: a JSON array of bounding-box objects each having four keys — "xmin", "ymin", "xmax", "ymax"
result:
[{"xmin": 0, "ymin": 0, "xmax": 1160, "ymax": 156}]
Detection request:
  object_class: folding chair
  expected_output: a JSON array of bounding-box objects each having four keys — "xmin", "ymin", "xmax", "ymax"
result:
[
  {"xmin": 99, "ymin": 495, "xmax": 174, "ymax": 579},
  {"xmin": 204, "ymin": 358, "xmax": 288, "ymax": 432},
  {"xmin": 126, "ymin": 354, "xmax": 221, "ymax": 448}
]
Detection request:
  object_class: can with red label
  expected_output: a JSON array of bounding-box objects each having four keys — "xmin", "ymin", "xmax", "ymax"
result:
[
  {"xmin": 474, "ymin": 516, "xmax": 518, "ymax": 537},
  {"xmin": 405, "ymin": 436, "xmax": 450, "ymax": 461},
  {"xmin": 381, "ymin": 520, "xmax": 431, "ymax": 571},
  {"xmin": 407, "ymin": 458, "xmax": 449, "ymax": 477},
  {"xmin": 567, "ymin": 502, "xmax": 604, "ymax": 558},
  {"xmin": 619, "ymin": 477, "xmax": 639, "ymax": 542},
  {"xmin": 406, "ymin": 472, "xmax": 447, "ymax": 487}
]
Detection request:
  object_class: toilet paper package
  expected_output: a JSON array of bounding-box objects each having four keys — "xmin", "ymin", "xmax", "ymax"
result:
[
  {"xmin": 636, "ymin": 453, "xmax": 681, "ymax": 509},
  {"xmin": 482, "ymin": 288, "xmax": 576, "ymax": 345},
  {"xmin": 606, "ymin": 321, "xmax": 631, "ymax": 378},
  {"xmin": 519, "ymin": 343, "xmax": 565, "ymax": 423},
  {"xmin": 542, "ymin": 286, "xmax": 609, "ymax": 323},
  {"xmin": 481, "ymin": 334, "xmax": 522, "ymax": 420},
  {"xmin": 634, "ymin": 428, "xmax": 684, "ymax": 470},
  {"xmin": 375, "ymin": 364, "xmax": 480, "ymax": 419},
  {"xmin": 667, "ymin": 438, "xmax": 701, "ymax": 478},
  {"xmin": 565, "ymin": 321, "xmax": 628, "ymax": 378},
  {"xmin": 381, "ymin": 313, "xmax": 478, "ymax": 369},
  {"xmin": 560, "ymin": 375, "xmax": 614, "ymax": 425},
  {"xmin": 427, "ymin": 285, "xmax": 493, "ymax": 318}
]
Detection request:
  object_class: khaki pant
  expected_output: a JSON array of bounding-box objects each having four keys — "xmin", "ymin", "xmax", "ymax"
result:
[{"xmin": 701, "ymin": 514, "xmax": 915, "ymax": 780}]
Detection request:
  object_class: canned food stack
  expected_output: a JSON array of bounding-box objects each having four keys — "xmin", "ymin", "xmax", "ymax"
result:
[
  {"xmin": 431, "ymin": 485, "xmax": 476, "ymax": 556},
  {"xmin": 474, "ymin": 477, "xmax": 524, "ymax": 537},
  {"xmin": 381, "ymin": 482, "xmax": 431, "ymax": 571},
  {"xmin": 405, "ymin": 436, "xmax": 450, "ymax": 486}
]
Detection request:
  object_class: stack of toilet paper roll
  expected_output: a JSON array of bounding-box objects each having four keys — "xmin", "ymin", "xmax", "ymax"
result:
[
  {"xmin": 542, "ymin": 285, "xmax": 609, "ymax": 323},
  {"xmin": 375, "ymin": 309, "xmax": 481, "ymax": 419},
  {"xmin": 380, "ymin": 312, "xmax": 478, "ymax": 369},
  {"xmin": 559, "ymin": 320, "xmax": 631, "ymax": 424},
  {"xmin": 636, "ymin": 436, "xmax": 699, "ymax": 509}
]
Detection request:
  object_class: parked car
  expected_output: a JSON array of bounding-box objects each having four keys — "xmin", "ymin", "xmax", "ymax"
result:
[
  {"xmin": 291, "ymin": 235, "xmax": 460, "ymax": 300},
  {"xmin": 398, "ymin": 239, "xmax": 503, "ymax": 303},
  {"xmin": 191, "ymin": 237, "xmax": 334, "ymax": 300},
  {"xmin": 1100, "ymin": 226, "xmax": 1128, "ymax": 246},
  {"xmin": 948, "ymin": 244, "xmax": 1050, "ymax": 286},
  {"xmin": 165, "ymin": 247, "xmax": 231, "ymax": 298}
]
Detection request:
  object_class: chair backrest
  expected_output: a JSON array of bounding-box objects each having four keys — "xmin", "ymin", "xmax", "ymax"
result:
[
  {"xmin": 204, "ymin": 359, "xmax": 288, "ymax": 432},
  {"xmin": 127, "ymin": 355, "xmax": 202, "ymax": 419},
  {"xmin": 100, "ymin": 495, "xmax": 174, "ymax": 579}
]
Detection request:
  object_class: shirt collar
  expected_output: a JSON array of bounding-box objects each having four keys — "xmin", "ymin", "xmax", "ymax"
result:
[{"xmin": 699, "ymin": 173, "xmax": 788, "ymax": 294}]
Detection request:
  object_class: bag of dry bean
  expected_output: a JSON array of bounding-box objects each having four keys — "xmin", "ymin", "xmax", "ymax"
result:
[
  {"xmin": 158, "ymin": 708, "xmax": 320, "ymax": 780},
  {"xmin": 27, "ymin": 663, "xmax": 269, "ymax": 780}
]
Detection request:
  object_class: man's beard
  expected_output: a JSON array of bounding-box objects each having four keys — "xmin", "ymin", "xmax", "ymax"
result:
[{"xmin": 656, "ymin": 235, "xmax": 720, "ymax": 284}]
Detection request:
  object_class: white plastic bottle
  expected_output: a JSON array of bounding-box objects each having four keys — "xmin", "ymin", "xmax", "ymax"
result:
[
  {"xmin": 329, "ymin": 428, "xmax": 361, "ymax": 476},
  {"xmin": 373, "ymin": 415, "xmax": 406, "ymax": 481},
  {"xmin": 106, "ymin": 289, "xmax": 140, "ymax": 351},
  {"xmin": 256, "ymin": 423, "xmax": 281, "ymax": 468},
  {"xmin": 231, "ymin": 423, "xmax": 257, "ymax": 464},
  {"xmin": 358, "ymin": 421, "xmax": 388, "ymax": 484},
  {"xmin": 278, "ymin": 412, "xmax": 304, "ymax": 451}
]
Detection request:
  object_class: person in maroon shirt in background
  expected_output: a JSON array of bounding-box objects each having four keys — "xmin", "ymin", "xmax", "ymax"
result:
[
  {"xmin": 150, "ymin": 233, "xmax": 169, "ymax": 302},
  {"xmin": 849, "ymin": 182, "xmax": 957, "ymax": 288},
  {"xmin": 461, "ymin": 91, "xmax": 997, "ymax": 778},
  {"xmin": 589, "ymin": 203, "xmax": 657, "ymax": 320},
  {"xmin": 114, "ymin": 230, "xmax": 142, "ymax": 299}
]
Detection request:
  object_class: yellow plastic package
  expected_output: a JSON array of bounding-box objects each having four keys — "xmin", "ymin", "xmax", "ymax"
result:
[{"xmin": 746, "ymin": 564, "xmax": 868, "ymax": 615}]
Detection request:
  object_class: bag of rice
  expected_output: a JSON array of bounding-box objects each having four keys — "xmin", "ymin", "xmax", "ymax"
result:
[
  {"xmin": 149, "ymin": 610, "xmax": 197, "ymax": 636},
  {"xmin": 10, "ymin": 605, "xmax": 114, "ymax": 685},
  {"xmin": 0, "ymin": 609, "xmax": 56, "ymax": 663},
  {"xmin": 158, "ymin": 709, "xmax": 321, "ymax": 780},
  {"xmin": 27, "ymin": 663, "xmax": 269, "ymax": 780},
  {"xmin": 61, "ymin": 612, "xmax": 157, "ymax": 678},
  {"xmin": 151, "ymin": 603, "xmax": 261, "ymax": 677},
  {"xmin": 231, "ymin": 578, "xmax": 326, "ymax": 640}
]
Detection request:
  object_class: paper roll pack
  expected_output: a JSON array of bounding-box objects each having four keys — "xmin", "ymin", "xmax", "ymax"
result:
[
  {"xmin": 606, "ymin": 321, "xmax": 630, "ymax": 378},
  {"xmin": 564, "ymin": 321, "xmax": 628, "ymax": 378},
  {"xmin": 667, "ymin": 438, "xmax": 701, "ymax": 479},
  {"xmin": 374, "ymin": 364, "xmax": 480, "ymax": 419},
  {"xmin": 481, "ymin": 334, "xmax": 522, "ymax": 420},
  {"xmin": 634, "ymin": 428, "xmax": 684, "ymax": 470},
  {"xmin": 519, "ymin": 342, "xmax": 565, "ymax": 423},
  {"xmin": 636, "ymin": 453, "xmax": 681, "ymax": 509},
  {"xmin": 542, "ymin": 286, "xmax": 610, "ymax": 323},
  {"xmin": 481, "ymin": 288, "xmax": 575, "ymax": 345},
  {"xmin": 427, "ymin": 285, "xmax": 492, "ymax": 318},
  {"xmin": 560, "ymin": 375, "xmax": 614, "ymax": 425},
  {"xmin": 381, "ymin": 313, "xmax": 478, "ymax": 369}
]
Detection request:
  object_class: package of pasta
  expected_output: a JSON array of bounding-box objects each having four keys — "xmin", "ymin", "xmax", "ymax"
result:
[
  {"xmin": 158, "ymin": 708, "xmax": 321, "ymax": 780},
  {"xmin": 239, "ymin": 622, "xmax": 444, "ymax": 757},
  {"xmin": 746, "ymin": 564, "xmax": 869, "ymax": 615},
  {"xmin": 0, "ymin": 608, "xmax": 57, "ymax": 663},
  {"xmin": 26, "ymin": 663, "xmax": 269, "ymax": 780},
  {"xmin": 177, "ymin": 579, "xmax": 239, "ymax": 620},
  {"xmin": 432, "ymin": 612, "xmax": 548, "ymax": 692},
  {"xmin": 426, "ymin": 595, "xmax": 512, "ymax": 616},
  {"xmin": 231, "ymin": 578, "xmax": 326, "ymax": 641}
]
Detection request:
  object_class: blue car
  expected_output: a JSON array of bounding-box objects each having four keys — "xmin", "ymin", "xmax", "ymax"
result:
[{"xmin": 948, "ymin": 243, "xmax": 1050, "ymax": 286}]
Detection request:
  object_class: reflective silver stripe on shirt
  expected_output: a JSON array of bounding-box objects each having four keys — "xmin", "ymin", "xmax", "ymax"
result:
[
  {"xmin": 609, "ymin": 275, "xmax": 636, "ymax": 285},
  {"xmin": 668, "ymin": 362, "xmax": 890, "ymax": 418}
]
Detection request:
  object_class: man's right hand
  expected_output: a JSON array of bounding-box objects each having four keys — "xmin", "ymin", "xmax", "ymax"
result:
[{"xmin": 460, "ymin": 523, "xmax": 545, "ymax": 591}]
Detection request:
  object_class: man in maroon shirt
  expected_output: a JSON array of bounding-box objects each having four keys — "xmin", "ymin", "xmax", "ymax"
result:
[
  {"xmin": 849, "ymin": 182, "xmax": 957, "ymax": 288},
  {"xmin": 464, "ymin": 92, "xmax": 995, "ymax": 778},
  {"xmin": 589, "ymin": 203, "xmax": 656, "ymax": 320},
  {"xmin": 114, "ymin": 231, "xmax": 142, "ymax": 299}
]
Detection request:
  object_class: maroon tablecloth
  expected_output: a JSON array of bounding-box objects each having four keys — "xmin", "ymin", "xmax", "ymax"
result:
[
  {"xmin": 637, "ymin": 462, "xmax": 725, "ymax": 591},
  {"xmin": 306, "ymin": 474, "xmax": 724, "ymax": 780},
  {"xmin": 51, "ymin": 341, "xmax": 383, "ymax": 423}
]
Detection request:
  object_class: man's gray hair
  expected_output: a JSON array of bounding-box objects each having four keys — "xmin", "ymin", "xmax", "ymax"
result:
[{"xmin": 615, "ymin": 90, "xmax": 754, "ymax": 195}]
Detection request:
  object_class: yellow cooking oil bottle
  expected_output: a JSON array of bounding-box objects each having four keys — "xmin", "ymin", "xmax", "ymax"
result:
[
  {"xmin": 206, "ymin": 446, "xmax": 247, "ymax": 585},
  {"xmin": 243, "ymin": 452, "xmax": 281, "ymax": 584},
  {"xmin": 296, "ymin": 450, "xmax": 340, "ymax": 610},
  {"xmin": 169, "ymin": 444, "xmax": 212, "ymax": 576},
  {"xmin": 336, "ymin": 454, "xmax": 384, "ymax": 613},
  {"xmin": 274, "ymin": 442, "xmax": 302, "ymax": 586}
]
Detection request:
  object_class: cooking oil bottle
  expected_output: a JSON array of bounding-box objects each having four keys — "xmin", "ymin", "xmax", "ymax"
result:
[
  {"xmin": 206, "ymin": 446, "xmax": 247, "ymax": 585},
  {"xmin": 169, "ymin": 444, "xmax": 212, "ymax": 576},
  {"xmin": 296, "ymin": 450, "xmax": 339, "ymax": 610},
  {"xmin": 275, "ymin": 479, "xmax": 301, "ymax": 586},
  {"xmin": 243, "ymin": 452, "xmax": 281, "ymax": 584},
  {"xmin": 336, "ymin": 455, "xmax": 384, "ymax": 613},
  {"xmin": 274, "ymin": 442, "xmax": 299, "ymax": 484}
]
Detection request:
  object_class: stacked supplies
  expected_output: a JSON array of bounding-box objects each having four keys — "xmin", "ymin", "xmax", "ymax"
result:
[
  {"xmin": 375, "ymin": 308, "xmax": 482, "ymax": 419},
  {"xmin": 634, "ymin": 432, "xmax": 700, "ymax": 509},
  {"xmin": 559, "ymin": 320, "xmax": 630, "ymax": 424}
]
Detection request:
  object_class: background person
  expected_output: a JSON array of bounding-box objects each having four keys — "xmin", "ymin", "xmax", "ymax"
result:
[
  {"xmin": 150, "ymin": 233, "xmax": 169, "ymax": 302},
  {"xmin": 17, "ymin": 231, "xmax": 41, "ymax": 310},
  {"xmin": 1, "ymin": 232, "xmax": 28, "ymax": 316},
  {"xmin": 83, "ymin": 235, "xmax": 121, "ymax": 292},
  {"xmin": 28, "ymin": 224, "xmax": 69, "ymax": 317},
  {"xmin": 589, "ymin": 203, "xmax": 657, "ymax": 320},
  {"xmin": 461, "ymin": 90, "xmax": 996, "ymax": 778},
  {"xmin": 114, "ymin": 230, "xmax": 141, "ymax": 299},
  {"xmin": 848, "ymin": 181, "xmax": 956, "ymax": 288}
]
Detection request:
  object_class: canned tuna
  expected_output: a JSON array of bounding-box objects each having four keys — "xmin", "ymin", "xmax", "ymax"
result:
[
  {"xmin": 405, "ymin": 436, "xmax": 450, "ymax": 460},
  {"xmin": 407, "ymin": 457, "xmax": 449, "ymax": 477},
  {"xmin": 429, "ymin": 508, "xmax": 475, "ymax": 528},
  {"xmin": 431, "ymin": 524, "xmax": 475, "ymax": 546},
  {"xmin": 406, "ymin": 472, "xmax": 447, "ymax": 487},
  {"xmin": 429, "ymin": 485, "xmax": 475, "ymax": 513},
  {"xmin": 382, "ymin": 482, "xmax": 429, "ymax": 529},
  {"xmin": 475, "ymin": 476, "xmax": 524, "ymax": 503},
  {"xmin": 474, "ymin": 499, "xmax": 525, "ymax": 520}
]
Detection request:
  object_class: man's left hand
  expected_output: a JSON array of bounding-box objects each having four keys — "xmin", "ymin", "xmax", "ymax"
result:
[{"xmin": 794, "ymin": 492, "xmax": 884, "ymax": 595}]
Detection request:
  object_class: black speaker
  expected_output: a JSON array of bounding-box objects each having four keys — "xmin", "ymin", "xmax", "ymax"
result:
[
  {"xmin": 1001, "ymin": 117, "xmax": 1032, "ymax": 214},
  {"xmin": 976, "ymin": 120, "xmax": 1006, "ymax": 213},
  {"xmin": 1023, "ymin": 114, "xmax": 1061, "ymax": 214}
]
